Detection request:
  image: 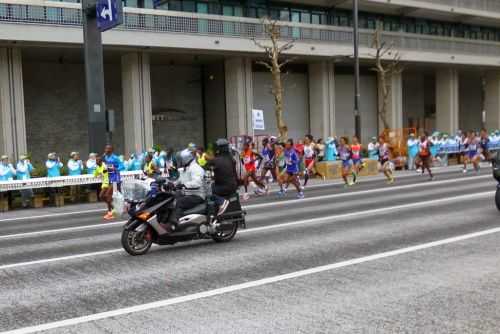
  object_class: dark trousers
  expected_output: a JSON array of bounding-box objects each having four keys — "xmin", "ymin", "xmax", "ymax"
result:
[{"xmin": 175, "ymin": 195, "xmax": 204, "ymax": 219}]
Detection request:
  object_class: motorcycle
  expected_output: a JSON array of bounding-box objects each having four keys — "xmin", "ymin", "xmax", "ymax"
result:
[
  {"xmin": 493, "ymin": 153, "xmax": 500, "ymax": 211},
  {"xmin": 120, "ymin": 177, "xmax": 246, "ymax": 256}
]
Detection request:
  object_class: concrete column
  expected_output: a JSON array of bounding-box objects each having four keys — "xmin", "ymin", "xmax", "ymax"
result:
[
  {"xmin": 121, "ymin": 52, "xmax": 153, "ymax": 155},
  {"xmin": 308, "ymin": 61, "xmax": 335, "ymax": 140},
  {"xmin": 485, "ymin": 71, "xmax": 500, "ymax": 131},
  {"xmin": 225, "ymin": 57, "xmax": 253, "ymax": 138},
  {"xmin": 436, "ymin": 68, "xmax": 459, "ymax": 134},
  {"xmin": 0, "ymin": 48, "xmax": 27, "ymax": 159},
  {"xmin": 378, "ymin": 71, "xmax": 403, "ymax": 132}
]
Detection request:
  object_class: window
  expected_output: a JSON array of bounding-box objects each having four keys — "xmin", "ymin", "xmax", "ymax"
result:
[
  {"xmin": 280, "ymin": 9, "xmax": 290, "ymax": 21},
  {"xmin": 197, "ymin": 2, "xmax": 208, "ymax": 14},
  {"xmin": 311, "ymin": 13, "xmax": 320, "ymax": 25},
  {"xmin": 301, "ymin": 12, "xmax": 310, "ymax": 24}
]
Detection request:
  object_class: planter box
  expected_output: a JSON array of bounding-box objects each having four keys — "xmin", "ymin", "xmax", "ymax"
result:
[
  {"xmin": 87, "ymin": 191, "xmax": 98, "ymax": 203},
  {"xmin": 54, "ymin": 194, "xmax": 65, "ymax": 207},
  {"xmin": 33, "ymin": 194, "xmax": 45, "ymax": 208},
  {"xmin": 358, "ymin": 159, "xmax": 379, "ymax": 176},
  {"xmin": 0, "ymin": 197, "xmax": 9, "ymax": 212}
]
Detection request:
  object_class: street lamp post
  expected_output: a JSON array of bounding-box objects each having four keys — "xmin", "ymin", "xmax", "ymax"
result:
[{"xmin": 353, "ymin": 0, "xmax": 361, "ymax": 140}]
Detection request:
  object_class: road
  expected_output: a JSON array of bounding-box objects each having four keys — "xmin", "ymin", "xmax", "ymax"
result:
[{"xmin": 0, "ymin": 169, "xmax": 499, "ymax": 334}]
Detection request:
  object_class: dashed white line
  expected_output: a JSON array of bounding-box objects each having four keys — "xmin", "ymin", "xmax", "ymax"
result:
[
  {"xmin": 0, "ymin": 191, "xmax": 492, "ymax": 271},
  {"xmin": 3, "ymin": 221, "xmax": 500, "ymax": 334},
  {"xmin": 0, "ymin": 174, "xmax": 491, "ymax": 240}
]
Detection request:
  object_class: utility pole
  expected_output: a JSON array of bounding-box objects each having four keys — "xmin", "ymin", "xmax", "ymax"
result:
[
  {"xmin": 353, "ymin": 0, "xmax": 361, "ymax": 140},
  {"xmin": 81, "ymin": 0, "xmax": 122, "ymax": 152}
]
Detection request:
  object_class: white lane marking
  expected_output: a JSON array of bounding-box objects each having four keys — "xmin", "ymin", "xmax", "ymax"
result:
[
  {"xmin": 0, "ymin": 168, "xmax": 483, "ymax": 223},
  {"xmin": 247, "ymin": 174, "xmax": 490, "ymax": 210},
  {"xmin": 0, "ymin": 209, "xmax": 104, "ymax": 223},
  {"xmin": 0, "ymin": 191, "xmax": 492, "ymax": 271},
  {"xmin": 0, "ymin": 249, "xmax": 123, "ymax": 270},
  {"xmin": 4, "ymin": 223, "xmax": 500, "ymax": 334},
  {"xmin": 0, "ymin": 222, "xmax": 125, "ymax": 240},
  {"xmin": 0, "ymin": 174, "xmax": 491, "ymax": 240}
]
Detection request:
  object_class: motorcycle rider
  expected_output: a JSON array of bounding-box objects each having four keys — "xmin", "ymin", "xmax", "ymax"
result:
[
  {"xmin": 175, "ymin": 149, "xmax": 206, "ymax": 221},
  {"xmin": 207, "ymin": 138, "xmax": 240, "ymax": 217}
]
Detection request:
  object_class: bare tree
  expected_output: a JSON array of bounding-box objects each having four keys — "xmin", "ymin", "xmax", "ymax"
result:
[
  {"xmin": 370, "ymin": 21, "xmax": 404, "ymax": 130},
  {"xmin": 253, "ymin": 18, "xmax": 296, "ymax": 140}
]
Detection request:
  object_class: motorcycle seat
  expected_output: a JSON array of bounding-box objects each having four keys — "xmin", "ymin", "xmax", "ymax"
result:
[{"xmin": 184, "ymin": 203, "xmax": 207, "ymax": 215}]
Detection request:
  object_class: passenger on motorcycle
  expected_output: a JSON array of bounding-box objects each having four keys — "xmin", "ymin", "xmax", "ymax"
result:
[
  {"xmin": 174, "ymin": 149, "xmax": 206, "ymax": 220},
  {"xmin": 207, "ymin": 138, "xmax": 240, "ymax": 217}
]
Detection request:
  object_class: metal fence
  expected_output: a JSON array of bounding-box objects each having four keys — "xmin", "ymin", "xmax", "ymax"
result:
[
  {"xmin": 415, "ymin": 0, "xmax": 500, "ymax": 12},
  {"xmin": 1, "ymin": 2, "xmax": 500, "ymax": 57}
]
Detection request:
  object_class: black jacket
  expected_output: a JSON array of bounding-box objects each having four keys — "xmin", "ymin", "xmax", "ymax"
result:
[{"xmin": 208, "ymin": 154, "xmax": 239, "ymax": 196}]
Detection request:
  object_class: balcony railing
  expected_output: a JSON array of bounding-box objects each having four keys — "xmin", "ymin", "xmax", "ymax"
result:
[
  {"xmin": 1, "ymin": 1, "xmax": 500, "ymax": 58},
  {"xmin": 414, "ymin": 0, "xmax": 500, "ymax": 12}
]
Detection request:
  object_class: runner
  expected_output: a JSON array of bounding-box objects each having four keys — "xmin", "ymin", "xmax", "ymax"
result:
[
  {"xmin": 278, "ymin": 139, "xmax": 304, "ymax": 199},
  {"xmin": 417, "ymin": 133, "xmax": 434, "ymax": 180},
  {"xmin": 368, "ymin": 137, "xmax": 380, "ymax": 161},
  {"xmin": 260, "ymin": 137, "xmax": 277, "ymax": 188},
  {"xmin": 338, "ymin": 137, "xmax": 353, "ymax": 187},
  {"xmin": 240, "ymin": 140, "xmax": 266, "ymax": 201},
  {"xmin": 464, "ymin": 131, "xmax": 481, "ymax": 173},
  {"xmin": 479, "ymin": 128, "xmax": 491, "ymax": 163},
  {"xmin": 274, "ymin": 142, "xmax": 287, "ymax": 193},
  {"xmin": 350, "ymin": 136, "xmax": 364, "ymax": 184},
  {"xmin": 93, "ymin": 155, "xmax": 113, "ymax": 220},
  {"xmin": 303, "ymin": 134, "xmax": 323, "ymax": 187},
  {"xmin": 378, "ymin": 136, "xmax": 395, "ymax": 184}
]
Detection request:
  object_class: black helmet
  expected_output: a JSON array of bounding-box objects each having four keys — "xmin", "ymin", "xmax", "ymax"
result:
[{"xmin": 215, "ymin": 138, "xmax": 230, "ymax": 155}]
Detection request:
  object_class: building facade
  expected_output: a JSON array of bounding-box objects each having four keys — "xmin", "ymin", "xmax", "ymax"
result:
[{"xmin": 1, "ymin": 0, "xmax": 500, "ymax": 161}]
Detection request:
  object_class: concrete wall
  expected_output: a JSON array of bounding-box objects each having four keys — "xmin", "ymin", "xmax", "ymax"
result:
[
  {"xmin": 403, "ymin": 71, "xmax": 425, "ymax": 129},
  {"xmin": 23, "ymin": 60, "xmax": 124, "ymax": 163},
  {"xmin": 335, "ymin": 75, "xmax": 378, "ymax": 141},
  {"xmin": 252, "ymin": 71, "xmax": 309, "ymax": 140},
  {"xmin": 151, "ymin": 65, "xmax": 204, "ymax": 150},
  {"xmin": 459, "ymin": 71, "xmax": 483, "ymax": 131},
  {"xmin": 203, "ymin": 63, "xmax": 226, "ymax": 144}
]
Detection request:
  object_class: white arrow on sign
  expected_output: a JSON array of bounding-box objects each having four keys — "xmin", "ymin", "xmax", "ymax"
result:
[{"xmin": 100, "ymin": 0, "xmax": 113, "ymax": 20}]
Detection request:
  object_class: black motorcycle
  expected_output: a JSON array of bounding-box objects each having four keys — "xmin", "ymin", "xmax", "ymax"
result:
[
  {"xmin": 121, "ymin": 179, "xmax": 246, "ymax": 256},
  {"xmin": 493, "ymin": 153, "xmax": 500, "ymax": 211}
]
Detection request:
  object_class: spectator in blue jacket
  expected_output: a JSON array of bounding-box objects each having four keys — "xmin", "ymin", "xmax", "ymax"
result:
[
  {"xmin": 46, "ymin": 153, "xmax": 63, "ymax": 177},
  {"xmin": 0, "ymin": 155, "xmax": 16, "ymax": 181}
]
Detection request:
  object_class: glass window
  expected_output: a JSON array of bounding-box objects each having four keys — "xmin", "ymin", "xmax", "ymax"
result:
[
  {"xmin": 143, "ymin": 0, "xmax": 154, "ymax": 8},
  {"xmin": 257, "ymin": 7, "xmax": 267, "ymax": 18},
  {"xmin": 291, "ymin": 11, "xmax": 300, "ymax": 22},
  {"xmin": 301, "ymin": 12, "xmax": 310, "ymax": 24},
  {"xmin": 124, "ymin": 0, "xmax": 138, "ymax": 7},
  {"xmin": 280, "ymin": 9, "xmax": 290, "ymax": 21},
  {"xmin": 197, "ymin": 2, "xmax": 208, "ymax": 13},
  {"xmin": 183, "ymin": 1, "xmax": 195, "ymax": 12},
  {"xmin": 223, "ymin": 5, "xmax": 233, "ymax": 16},
  {"xmin": 234, "ymin": 6, "xmax": 243, "ymax": 17},
  {"xmin": 168, "ymin": 0, "xmax": 181, "ymax": 11},
  {"xmin": 311, "ymin": 13, "xmax": 320, "ymax": 25}
]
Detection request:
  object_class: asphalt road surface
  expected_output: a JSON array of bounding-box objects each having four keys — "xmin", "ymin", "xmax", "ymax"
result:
[{"xmin": 0, "ymin": 169, "xmax": 499, "ymax": 334}]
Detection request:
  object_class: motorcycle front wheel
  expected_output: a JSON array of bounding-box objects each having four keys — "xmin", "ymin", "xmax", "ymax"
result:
[
  {"xmin": 212, "ymin": 222, "xmax": 238, "ymax": 243},
  {"xmin": 496, "ymin": 188, "xmax": 500, "ymax": 211},
  {"xmin": 121, "ymin": 225, "xmax": 153, "ymax": 256}
]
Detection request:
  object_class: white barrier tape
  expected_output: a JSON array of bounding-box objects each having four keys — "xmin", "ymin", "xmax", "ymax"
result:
[{"xmin": 0, "ymin": 171, "xmax": 143, "ymax": 192}]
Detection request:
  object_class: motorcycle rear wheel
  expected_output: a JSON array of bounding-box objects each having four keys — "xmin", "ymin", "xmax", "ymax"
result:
[
  {"xmin": 212, "ymin": 222, "xmax": 238, "ymax": 243},
  {"xmin": 121, "ymin": 227, "xmax": 153, "ymax": 256}
]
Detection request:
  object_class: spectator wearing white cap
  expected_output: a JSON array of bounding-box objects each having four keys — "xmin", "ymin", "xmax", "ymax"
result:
[
  {"xmin": 0, "ymin": 155, "xmax": 15, "ymax": 181},
  {"xmin": 67, "ymin": 152, "xmax": 83, "ymax": 176},
  {"xmin": 86, "ymin": 153, "xmax": 97, "ymax": 175},
  {"xmin": 16, "ymin": 155, "xmax": 34, "ymax": 208}
]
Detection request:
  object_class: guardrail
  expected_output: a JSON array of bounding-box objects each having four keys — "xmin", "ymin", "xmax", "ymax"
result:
[
  {"xmin": 0, "ymin": 171, "xmax": 143, "ymax": 192},
  {"xmin": 1, "ymin": 1, "xmax": 500, "ymax": 57}
]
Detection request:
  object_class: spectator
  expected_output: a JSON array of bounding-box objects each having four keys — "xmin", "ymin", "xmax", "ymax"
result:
[
  {"xmin": 127, "ymin": 152, "xmax": 144, "ymax": 171},
  {"xmin": 324, "ymin": 137, "xmax": 337, "ymax": 161},
  {"xmin": 407, "ymin": 133, "xmax": 419, "ymax": 170},
  {"xmin": 86, "ymin": 153, "xmax": 97, "ymax": 175},
  {"xmin": 16, "ymin": 155, "xmax": 34, "ymax": 208},
  {"xmin": 0, "ymin": 155, "xmax": 16, "ymax": 181},
  {"xmin": 46, "ymin": 153, "xmax": 63, "ymax": 177},
  {"xmin": 67, "ymin": 152, "xmax": 83, "ymax": 176},
  {"xmin": 368, "ymin": 137, "xmax": 380, "ymax": 161},
  {"xmin": 316, "ymin": 138, "xmax": 325, "ymax": 162}
]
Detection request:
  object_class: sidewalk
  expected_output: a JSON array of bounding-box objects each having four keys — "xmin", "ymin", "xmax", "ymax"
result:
[{"xmin": 0, "ymin": 163, "xmax": 492, "ymax": 221}]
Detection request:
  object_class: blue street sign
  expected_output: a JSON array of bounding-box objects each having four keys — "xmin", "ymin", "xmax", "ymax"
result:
[{"xmin": 96, "ymin": 0, "xmax": 123, "ymax": 32}]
